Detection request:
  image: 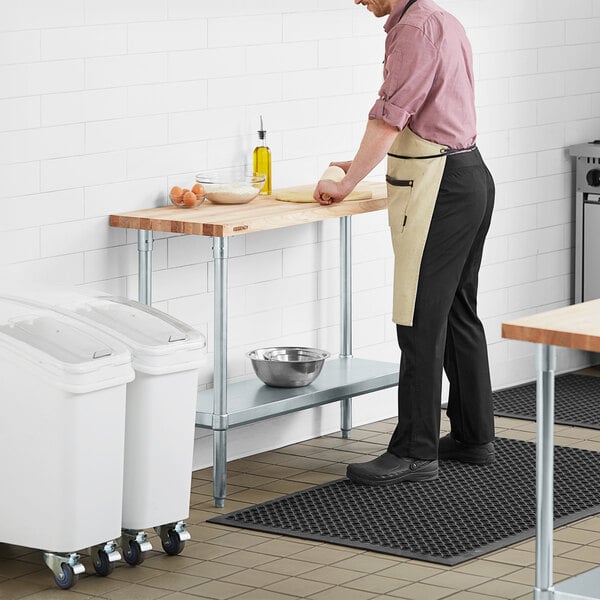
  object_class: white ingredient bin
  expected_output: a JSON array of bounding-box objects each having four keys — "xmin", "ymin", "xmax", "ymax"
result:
[
  {"xmin": 0, "ymin": 298, "xmax": 133, "ymax": 588},
  {"xmin": 4, "ymin": 289, "xmax": 206, "ymax": 560}
]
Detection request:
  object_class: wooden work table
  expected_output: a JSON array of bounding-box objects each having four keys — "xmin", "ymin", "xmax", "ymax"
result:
[
  {"xmin": 110, "ymin": 180, "xmax": 398, "ymax": 508},
  {"xmin": 109, "ymin": 182, "xmax": 387, "ymax": 237},
  {"xmin": 502, "ymin": 300, "xmax": 600, "ymax": 600}
]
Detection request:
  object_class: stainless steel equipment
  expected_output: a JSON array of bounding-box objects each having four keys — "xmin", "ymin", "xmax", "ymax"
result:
[
  {"xmin": 570, "ymin": 141, "xmax": 600, "ymax": 302},
  {"xmin": 247, "ymin": 347, "xmax": 330, "ymax": 387}
]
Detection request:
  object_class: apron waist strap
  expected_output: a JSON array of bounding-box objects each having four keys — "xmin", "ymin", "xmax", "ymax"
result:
[{"xmin": 387, "ymin": 144, "xmax": 477, "ymax": 161}]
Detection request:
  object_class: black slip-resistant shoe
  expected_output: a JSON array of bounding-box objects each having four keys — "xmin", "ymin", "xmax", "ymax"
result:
[
  {"xmin": 438, "ymin": 433, "xmax": 495, "ymax": 465},
  {"xmin": 346, "ymin": 452, "xmax": 438, "ymax": 486}
]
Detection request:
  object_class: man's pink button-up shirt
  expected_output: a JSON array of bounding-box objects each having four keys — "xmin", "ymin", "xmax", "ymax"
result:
[{"xmin": 369, "ymin": 0, "xmax": 476, "ymax": 149}]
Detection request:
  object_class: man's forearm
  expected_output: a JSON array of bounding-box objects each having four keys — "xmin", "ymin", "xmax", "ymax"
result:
[{"xmin": 342, "ymin": 118, "xmax": 400, "ymax": 193}]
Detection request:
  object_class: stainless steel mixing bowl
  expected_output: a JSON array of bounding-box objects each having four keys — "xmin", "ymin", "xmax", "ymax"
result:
[{"xmin": 247, "ymin": 346, "xmax": 330, "ymax": 388}]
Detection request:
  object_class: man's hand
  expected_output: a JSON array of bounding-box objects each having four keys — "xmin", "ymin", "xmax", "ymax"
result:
[{"xmin": 314, "ymin": 179, "xmax": 348, "ymax": 205}]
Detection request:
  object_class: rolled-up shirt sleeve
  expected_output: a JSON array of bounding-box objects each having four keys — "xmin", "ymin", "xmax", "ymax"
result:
[{"xmin": 369, "ymin": 28, "xmax": 438, "ymax": 130}]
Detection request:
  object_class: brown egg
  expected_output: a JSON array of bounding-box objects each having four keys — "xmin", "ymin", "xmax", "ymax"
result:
[
  {"xmin": 182, "ymin": 191, "xmax": 197, "ymax": 207},
  {"xmin": 192, "ymin": 183, "xmax": 204, "ymax": 195},
  {"xmin": 170, "ymin": 185, "xmax": 183, "ymax": 197}
]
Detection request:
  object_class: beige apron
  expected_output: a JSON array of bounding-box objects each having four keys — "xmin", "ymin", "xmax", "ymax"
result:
[{"xmin": 387, "ymin": 127, "xmax": 448, "ymax": 326}]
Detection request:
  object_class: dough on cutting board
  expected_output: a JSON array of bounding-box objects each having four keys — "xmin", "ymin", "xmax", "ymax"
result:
[
  {"xmin": 275, "ymin": 165, "xmax": 372, "ymax": 203},
  {"xmin": 275, "ymin": 188, "xmax": 372, "ymax": 203}
]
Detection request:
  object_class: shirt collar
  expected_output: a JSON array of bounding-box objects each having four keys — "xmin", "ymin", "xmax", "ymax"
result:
[{"xmin": 384, "ymin": 0, "xmax": 412, "ymax": 33}]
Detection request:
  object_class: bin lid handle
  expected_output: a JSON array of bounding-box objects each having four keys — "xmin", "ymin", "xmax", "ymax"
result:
[
  {"xmin": 93, "ymin": 349, "xmax": 112, "ymax": 359},
  {"xmin": 168, "ymin": 334, "xmax": 187, "ymax": 343}
]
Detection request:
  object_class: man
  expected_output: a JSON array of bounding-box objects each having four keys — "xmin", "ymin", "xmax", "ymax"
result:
[{"xmin": 314, "ymin": 0, "xmax": 495, "ymax": 485}]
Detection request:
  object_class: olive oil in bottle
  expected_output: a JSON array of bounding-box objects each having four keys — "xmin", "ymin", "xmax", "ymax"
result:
[{"xmin": 253, "ymin": 116, "xmax": 271, "ymax": 195}]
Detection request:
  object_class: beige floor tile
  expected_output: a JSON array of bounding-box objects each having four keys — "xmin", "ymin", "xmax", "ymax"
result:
[
  {"xmin": 422, "ymin": 570, "xmax": 488, "ymax": 589},
  {"xmin": 277, "ymin": 443, "xmax": 334, "ymax": 457},
  {"xmin": 343, "ymin": 573, "xmax": 407, "ymax": 594},
  {"xmin": 173, "ymin": 543, "xmax": 234, "ymax": 562},
  {"xmin": 388, "ymin": 581, "xmax": 455, "ymax": 599},
  {"xmin": 554, "ymin": 526, "xmax": 600, "ymax": 545},
  {"xmin": 309, "ymin": 449, "xmax": 367, "ymax": 463},
  {"xmin": 226, "ymin": 568, "xmax": 288, "ymax": 588},
  {"xmin": 554, "ymin": 540, "xmax": 580, "ymax": 555},
  {"xmin": 266, "ymin": 575, "xmax": 332, "ymax": 596},
  {"xmin": 104, "ymin": 582, "xmax": 173, "ymax": 600},
  {"xmin": 468, "ymin": 579, "xmax": 531, "ymax": 599},
  {"xmin": 336, "ymin": 440, "xmax": 386, "ymax": 454},
  {"xmin": 106, "ymin": 564, "xmax": 168, "ymax": 584},
  {"xmin": 212, "ymin": 549, "xmax": 276, "ymax": 568},
  {"xmin": 144, "ymin": 571, "xmax": 207, "ymax": 591},
  {"xmin": 454, "ymin": 560, "xmax": 519, "ymax": 579},
  {"xmin": 15, "ymin": 590, "xmax": 96, "ymax": 600},
  {"xmin": 484, "ymin": 548, "xmax": 535, "ymax": 567},
  {"xmin": 184, "ymin": 579, "xmax": 252, "ymax": 599},
  {"xmin": 255, "ymin": 557, "xmax": 319, "ymax": 576},
  {"xmin": 0, "ymin": 559, "xmax": 42, "ymax": 578},
  {"xmin": 160, "ymin": 593, "xmax": 211, "ymax": 600},
  {"xmin": 554, "ymin": 555, "xmax": 598, "ymax": 576},
  {"xmin": 207, "ymin": 531, "xmax": 270, "ymax": 550},
  {"xmin": 333, "ymin": 554, "xmax": 403, "ymax": 573},
  {"xmin": 575, "ymin": 516, "xmax": 600, "ymax": 532},
  {"xmin": 287, "ymin": 471, "xmax": 339, "ymax": 485},
  {"xmin": 298, "ymin": 565, "xmax": 363, "ymax": 585},
  {"xmin": 497, "ymin": 565, "xmax": 536, "ymax": 585},
  {"xmin": 378, "ymin": 563, "xmax": 442, "ymax": 582},
  {"xmin": 67, "ymin": 572, "xmax": 127, "ymax": 595},
  {"xmin": 178, "ymin": 561, "xmax": 243, "ymax": 580},
  {"xmin": 239, "ymin": 463, "xmax": 305, "ymax": 479},
  {"xmin": 443, "ymin": 592, "xmax": 507, "ymax": 600},
  {"xmin": 258, "ymin": 479, "xmax": 314, "ymax": 494},
  {"xmin": 307, "ymin": 586, "xmax": 379, "ymax": 600},
  {"xmin": 231, "ymin": 589, "xmax": 299, "ymax": 600},
  {"xmin": 291, "ymin": 546, "xmax": 357, "ymax": 565},
  {"xmin": 142, "ymin": 554, "xmax": 201, "ymax": 572},
  {"xmin": 559, "ymin": 545, "xmax": 600, "ymax": 564},
  {"xmin": 250, "ymin": 539, "xmax": 315, "ymax": 557},
  {"xmin": 0, "ymin": 578, "xmax": 47, "ymax": 599},
  {"xmin": 226, "ymin": 489, "xmax": 282, "ymax": 503}
]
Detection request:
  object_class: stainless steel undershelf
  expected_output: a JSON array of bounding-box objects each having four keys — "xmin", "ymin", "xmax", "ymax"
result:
[
  {"xmin": 196, "ymin": 357, "xmax": 399, "ymax": 428},
  {"xmin": 554, "ymin": 567, "xmax": 600, "ymax": 600}
]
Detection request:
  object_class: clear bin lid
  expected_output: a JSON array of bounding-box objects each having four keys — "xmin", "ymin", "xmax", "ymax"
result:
[
  {"xmin": 70, "ymin": 296, "xmax": 205, "ymax": 352},
  {"xmin": 0, "ymin": 299, "xmax": 129, "ymax": 370}
]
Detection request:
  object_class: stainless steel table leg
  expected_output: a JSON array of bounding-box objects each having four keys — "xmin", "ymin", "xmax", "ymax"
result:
[
  {"xmin": 534, "ymin": 343, "xmax": 556, "ymax": 600},
  {"xmin": 137, "ymin": 230, "xmax": 153, "ymax": 305},
  {"xmin": 340, "ymin": 216, "xmax": 352, "ymax": 438},
  {"xmin": 212, "ymin": 237, "xmax": 229, "ymax": 508}
]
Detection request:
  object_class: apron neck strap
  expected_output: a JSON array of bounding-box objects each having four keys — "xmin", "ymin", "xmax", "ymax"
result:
[{"xmin": 399, "ymin": 0, "xmax": 419, "ymax": 20}]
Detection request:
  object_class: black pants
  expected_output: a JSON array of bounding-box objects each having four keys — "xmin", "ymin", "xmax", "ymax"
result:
[{"xmin": 387, "ymin": 148, "xmax": 495, "ymax": 460}]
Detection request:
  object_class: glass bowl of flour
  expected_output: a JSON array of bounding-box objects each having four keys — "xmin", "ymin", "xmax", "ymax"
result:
[{"xmin": 195, "ymin": 169, "xmax": 266, "ymax": 205}]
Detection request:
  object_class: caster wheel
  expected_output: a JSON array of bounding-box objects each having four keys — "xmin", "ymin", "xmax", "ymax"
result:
[
  {"xmin": 161, "ymin": 529, "xmax": 185, "ymax": 556},
  {"xmin": 123, "ymin": 540, "xmax": 144, "ymax": 566},
  {"xmin": 54, "ymin": 563, "xmax": 78, "ymax": 590},
  {"xmin": 93, "ymin": 549, "xmax": 114, "ymax": 577}
]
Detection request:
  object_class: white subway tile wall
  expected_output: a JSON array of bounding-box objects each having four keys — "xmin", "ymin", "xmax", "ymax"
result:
[{"xmin": 2, "ymin": 0, "xmax": 599, "ymax": 464}]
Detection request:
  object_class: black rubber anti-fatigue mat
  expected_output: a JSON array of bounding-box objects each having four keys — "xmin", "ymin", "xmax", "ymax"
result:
[
  {"xmin": 209, "ymin": 438, "xmax": 600, "ymax": 565},
  {"xmin": 493, "ymin": 372, "xmax": 600, "ymax": 430}
]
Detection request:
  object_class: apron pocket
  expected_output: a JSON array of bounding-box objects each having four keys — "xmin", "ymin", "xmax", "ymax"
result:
[{"xmin": 386, "ymin": 176, "xmax": 413, "ymax": 232}]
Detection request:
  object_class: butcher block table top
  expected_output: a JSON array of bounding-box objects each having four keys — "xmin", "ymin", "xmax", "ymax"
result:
[
  {"xmin": 109, "ymin": 181, "xmax": 387, "ymax": 237},
  {"xmin": 502, "ymin": 299, "xmax": 600, "ymax": 352}
]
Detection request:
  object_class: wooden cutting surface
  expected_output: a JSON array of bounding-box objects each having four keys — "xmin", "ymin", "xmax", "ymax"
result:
[
  {"xmin": 502, "ymin": 299, "xmax": 600, "ymax": 352},
  {"xmin": 109, "ymin": 181, "xmax": 387, "ymax": 237}
]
